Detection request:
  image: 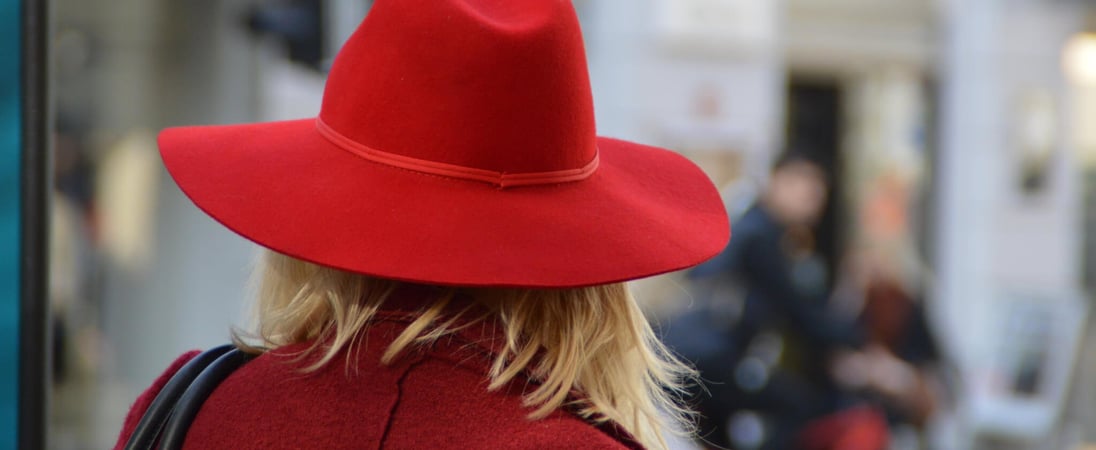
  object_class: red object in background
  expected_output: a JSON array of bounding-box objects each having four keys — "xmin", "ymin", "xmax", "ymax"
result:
[
  {"xmin": 863, "ymin": 277, "xmax": 914, "ymax": 352},
  {"xmin": 796, "ymin": 406, "xmax": 889, "ymax": 450}
]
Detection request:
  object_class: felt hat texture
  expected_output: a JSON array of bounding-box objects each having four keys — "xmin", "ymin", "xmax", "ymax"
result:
[{"xmin": 159, "ymin": 0, "xmax": 730, "ymax": 288}]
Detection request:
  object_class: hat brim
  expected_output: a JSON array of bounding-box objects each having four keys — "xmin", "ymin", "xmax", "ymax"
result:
[{"xmin": 159, "ymin": 118, "xmax": 729, "ymax": 288}]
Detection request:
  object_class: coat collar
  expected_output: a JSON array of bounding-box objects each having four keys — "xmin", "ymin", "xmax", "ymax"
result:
[{"xmin": 374, "ymin": 284, "xmax": 645, "ymax": 449}]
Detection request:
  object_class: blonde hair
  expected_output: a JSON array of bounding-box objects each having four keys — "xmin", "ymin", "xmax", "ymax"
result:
[{"xmin": 235, "ymin": 251, "xmax": 696, "ymax": 449}]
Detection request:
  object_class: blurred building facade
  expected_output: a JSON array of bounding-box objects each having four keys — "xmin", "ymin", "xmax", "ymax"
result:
[{"xmin": 46, "ymin": 0, "xmax": 1096, "ymax": 449}]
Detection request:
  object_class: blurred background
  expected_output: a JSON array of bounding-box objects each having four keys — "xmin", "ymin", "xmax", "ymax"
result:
[{"xmin": 36, "ymin": 0, "xmax": 1096, "ymax": 448}]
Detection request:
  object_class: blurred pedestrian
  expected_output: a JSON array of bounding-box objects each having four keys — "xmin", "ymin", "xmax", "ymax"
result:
[
  {"xmin": 113, "ymin": 1, "xmax": 729, "ymax": 449},
  {"xmin": 675, "ymin": 154, "xmax": 876, "ymax": 450},
  {"xmin": 822, "ymin": 269, "xmax": 944, "ymax": 450}
]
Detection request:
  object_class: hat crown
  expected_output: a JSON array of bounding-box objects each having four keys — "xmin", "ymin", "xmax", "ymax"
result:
[{"xmin": 319, "ymin": 0, "xmax": 597, "ymax": 176}]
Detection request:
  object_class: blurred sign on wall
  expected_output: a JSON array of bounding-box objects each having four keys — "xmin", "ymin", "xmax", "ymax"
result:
[{"xmin": 653, "ymin": 0, "xmax": 777, "ymax": 54}]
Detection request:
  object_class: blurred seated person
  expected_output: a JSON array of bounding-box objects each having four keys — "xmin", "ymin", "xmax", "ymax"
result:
[
  {"xmin": 829, "ymin": 262, "xmax": 944, "ymax": 434},
  {"xmin": 671, "ymin": 153, "xmax": 881, "ymax": 450}
]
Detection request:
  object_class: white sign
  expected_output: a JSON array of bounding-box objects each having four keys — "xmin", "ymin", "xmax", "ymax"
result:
[{"xmin": 653, "ymin": 0, "xmax": 778, "ymax": 52}]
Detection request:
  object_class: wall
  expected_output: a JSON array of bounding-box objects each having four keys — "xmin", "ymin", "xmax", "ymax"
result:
[{"xmin": 935, "ymin": 0, "xmax": 1088, "ymax": 445}]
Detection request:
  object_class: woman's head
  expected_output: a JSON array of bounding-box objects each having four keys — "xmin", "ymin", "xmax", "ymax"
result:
[
  {"xmin": 160, "ymin": 2, "xmax": 730, "ymax": 448},
  {"xmin": 237, "ymin": 250, "xmax": 696, "ymax": 449}
]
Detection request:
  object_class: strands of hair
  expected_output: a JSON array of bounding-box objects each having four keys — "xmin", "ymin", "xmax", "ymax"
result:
[{"xmin": 234, "ymin": 251, "xmax": 697, "ymax": 450}]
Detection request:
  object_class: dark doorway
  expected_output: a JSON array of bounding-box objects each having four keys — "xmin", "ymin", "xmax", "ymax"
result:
[{"xmin": 785, "ymin": 79, "xmax": 845, "ymax": 287}]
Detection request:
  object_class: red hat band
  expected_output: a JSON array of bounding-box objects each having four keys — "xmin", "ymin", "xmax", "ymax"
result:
[{"xmin": 318, "ymin": 0, "xmax": 599, "ymax": 185}]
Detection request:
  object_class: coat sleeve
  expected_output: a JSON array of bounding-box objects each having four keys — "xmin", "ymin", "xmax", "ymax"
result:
[
  {"xmin": 112, "ymin": 350, "xmax": 203, "ymax": 450},
  {"xmin": 742, "ymin": 229, "xmax": 864, "ymax": 349}
]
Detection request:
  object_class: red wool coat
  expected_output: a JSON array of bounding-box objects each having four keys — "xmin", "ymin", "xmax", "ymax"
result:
[{"xmin": 113, "ymin": 288, "xmax": 640, "ymax": 449}]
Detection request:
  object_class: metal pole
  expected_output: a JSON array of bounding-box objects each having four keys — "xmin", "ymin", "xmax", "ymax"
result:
[{"xmin": 20, "ymin": 0, "xmax": 51, "ymax": 447}]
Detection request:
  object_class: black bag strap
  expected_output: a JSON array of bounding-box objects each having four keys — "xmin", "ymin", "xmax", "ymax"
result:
[
  {"xmin": 123, "ymin": 344, "xmax": 253, "ymax": 450},
  {"xmin": 125, "ymin": 345, "xmax": 234, "ymax": 450},
  {"xmin": 159, "ymin": 348, "xmax": 255, "ymax": 449}
]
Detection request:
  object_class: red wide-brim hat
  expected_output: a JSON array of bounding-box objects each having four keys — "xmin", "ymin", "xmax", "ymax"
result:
[{"xmin": 159, "ymin": 0, "xmax": 729, "ymax": 288}]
